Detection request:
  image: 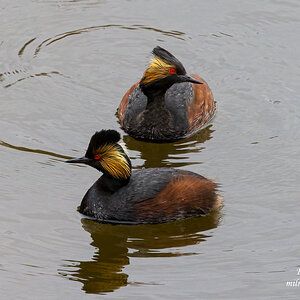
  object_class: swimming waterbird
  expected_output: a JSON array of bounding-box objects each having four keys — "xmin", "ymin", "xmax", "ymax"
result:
[
  {"xmin": 118, "ymin": 46, "xmax": 215, "ymax": 142},
  {"xmin": 66, "ymin": 129, "xmax": 221, "ymax": 224}
]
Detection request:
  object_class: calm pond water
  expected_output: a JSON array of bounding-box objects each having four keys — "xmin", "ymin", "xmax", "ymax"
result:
[{"xmin": 1, "ymin": 0, "xmax": 299, "ymax": 299}]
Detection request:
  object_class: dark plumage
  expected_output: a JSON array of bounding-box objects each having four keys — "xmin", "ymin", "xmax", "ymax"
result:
[
  {"xmin": 118, "ymin": 46, "xmax": 216, "ymax": 142},
  {"xmin": 85, "ymin": 129, "xmax": 121, "ymax": 158},
  {"xmin": 66, "ymin": 130, "xmax": 222, "ymax": 224}
]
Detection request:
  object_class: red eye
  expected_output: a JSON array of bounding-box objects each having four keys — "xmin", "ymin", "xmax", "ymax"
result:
[
  {"xmin": 169, "ymin": 68, "xmax": 176, "ymax": 74},
  {"xmin": 94, "ymin": 154, "xmax": 100, "ymax": 160}
]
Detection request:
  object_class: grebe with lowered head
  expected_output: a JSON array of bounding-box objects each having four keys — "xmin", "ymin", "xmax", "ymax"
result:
[
  {"xmin": 118, "ymin": 46, "xmax": 215, "ymax": 142},
  {"xmin": 66, "ymin": 129, "xmax": 221, "ymax": 224}
]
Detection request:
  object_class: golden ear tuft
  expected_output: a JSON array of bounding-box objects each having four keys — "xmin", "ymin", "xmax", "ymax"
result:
[
  {"xmin": 96, "ymin": 143, "xmax": 131, "ymax": 179},
  {"xmin": 141, "ymin": 57, "xmax": 174, "ymax": 84}
]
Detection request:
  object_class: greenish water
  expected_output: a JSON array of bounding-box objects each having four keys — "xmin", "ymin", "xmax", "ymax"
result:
[{"xmin": 1, "ymin": 0, "xmax": 299, "ymax": 298}]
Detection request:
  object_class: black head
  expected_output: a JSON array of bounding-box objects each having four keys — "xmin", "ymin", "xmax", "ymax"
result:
[
  {"xmin": 66, "ymin": 129, "xmax": 132, "ymax": 180},
  {"xmin": 140, "ymin": 46, "xmax": 202, "ymax": 97}
]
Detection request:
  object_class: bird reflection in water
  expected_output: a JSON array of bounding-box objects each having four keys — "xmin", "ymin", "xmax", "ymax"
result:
[
  {"xmin": 123, "ymin": 125, "xmax": 214, "ymax": 169},
  {"xmin": 58, "ymin": 210, "xmax": 221, "ymax": 294}
]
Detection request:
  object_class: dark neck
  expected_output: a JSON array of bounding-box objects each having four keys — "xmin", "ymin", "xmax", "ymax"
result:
[
  {"xmin": 140, "ymin": 79, "xmax": 174, "ymax": 99},
  {"xmin": 99, "ymin": 173, "xmax": 130, "ymax": 193},
  {"xmin": 145, "ymin": 93, "xmax": 166, "ymax": 109}
]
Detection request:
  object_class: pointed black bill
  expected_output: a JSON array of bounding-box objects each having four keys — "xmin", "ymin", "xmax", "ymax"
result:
[
  {"xmin": 65, "ymin": 156, "xmax": 91, "ymax": 164},
  {"xmin": 179, "ymin": 75, "xmax": 203, "ymax": 84}
]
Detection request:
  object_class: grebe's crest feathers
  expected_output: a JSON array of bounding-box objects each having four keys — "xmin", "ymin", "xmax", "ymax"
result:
[
  {"xmin": 85, "ymin": 129, "xmax": 120, "ymax": 158},
  {"xmin": 152, "ymin": 46, "xmax": 184, "ymax": 71},
  {"xmin": 85, "ymin": 130, "xmax": 131, "ymax": 180},
  {"xmin": 152, "ymin": 46, "xmax": 186, "ymax": 73},
  {"xmin": 141, "ymin": 46, "xmax": 186, "ymax": 85}
]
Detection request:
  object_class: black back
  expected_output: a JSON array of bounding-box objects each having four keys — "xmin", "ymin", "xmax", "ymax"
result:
[{"xmin": 79, "ymin": 168, "xmax": 178, "ymax": 222}]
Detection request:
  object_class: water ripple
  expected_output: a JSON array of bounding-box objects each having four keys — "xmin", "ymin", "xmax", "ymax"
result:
[
  {"xmin": 0, "ymin": 140, "xmax": 71, "ymax": 160},
  {"xmin": 33, "ymin": 24, "xmax": 186, "ymax": 57},
  {"xmin": 58, "ymin": 213, "xmax": 221, "ymax": 294},
  {"xmin": 2, "ymin": 71, "xmax": 66, "ymax": 88}
]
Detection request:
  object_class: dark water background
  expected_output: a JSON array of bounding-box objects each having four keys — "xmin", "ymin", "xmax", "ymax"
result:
[{"xmin": 1, "ymin": 0, "xmax": 299, "ymax": 299}]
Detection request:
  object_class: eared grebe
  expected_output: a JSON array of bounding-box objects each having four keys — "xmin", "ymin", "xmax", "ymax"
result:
[
  {"xmin": 118, "ymin": 46, "xmax": 215, "ymax": 142},
  {"xmin": 66, "ymin": 130, "xmax": 221, "ymax": 224}
]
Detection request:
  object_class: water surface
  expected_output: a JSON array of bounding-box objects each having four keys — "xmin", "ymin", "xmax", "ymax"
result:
[{"xmin": 1, "ymin": 0, "xmax": 300, "ymax": 298}]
